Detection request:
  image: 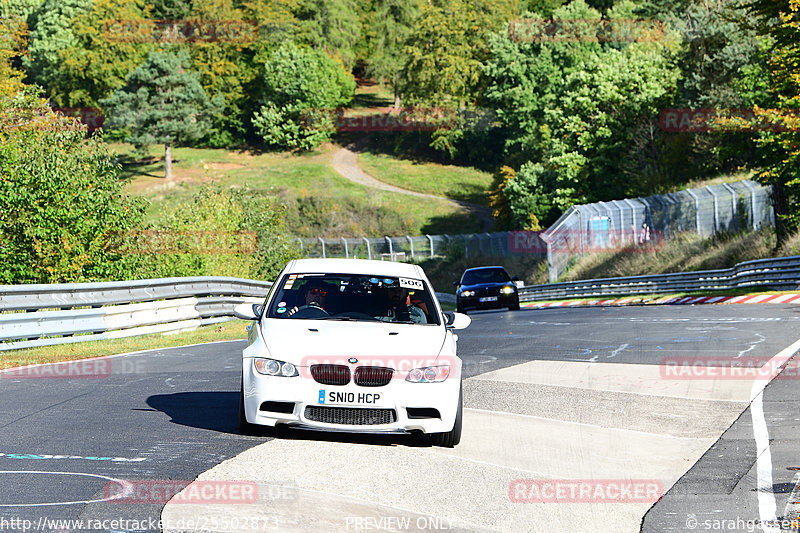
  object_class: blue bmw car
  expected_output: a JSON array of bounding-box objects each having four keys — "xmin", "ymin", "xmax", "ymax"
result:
[{"xmin": 454, "ymin": 266, "xmax": 520, "ymax": 314}]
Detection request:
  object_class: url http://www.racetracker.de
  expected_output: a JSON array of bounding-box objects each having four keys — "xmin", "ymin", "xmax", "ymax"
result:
[{"xmin": 0, "ymin": 515, "xmax": 282, "ymax": 532}]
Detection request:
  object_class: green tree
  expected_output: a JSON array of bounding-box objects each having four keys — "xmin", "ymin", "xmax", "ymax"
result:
[
  {"xmin": 524, "ymin": 0, "xmax": 567, "ymax": 16},
  {"xmin": 252, "ymin": 43, "xmax": 355, "ymax": 150},
  {"xmin": 483, "ymin": 1, "xmax": 605, "ymax": 165},
  {"xmin": 1, "ymin": 0, "xmax": 44, "ymax": 20},
  {"xmin": 484, "ymin": 0, "xmax": 682, "ymax": 227},
  {"xmin": 23, "ymin": 0, "xmax": 152, "ymax": 108},
  {"xmin": 57, "ymin": 0, "xmax": 153, "ymax": 108},
  {"xmin": 746, "ymin": 0, "xmax": 800, "ymax": 242},
  {"xmin": 395, "ymin": 0, "xmax": 518, "ymax": 160},
  {"xmin": 24, "ymin": 0, "xmax": 92, "ymax": 100},
  {"xmin": 170, "ymin": 0, "xmax": 301, "ymax": 146},
  {"xmin": 0, "ymin": 87, "xmax": 145, "ymax": 283},
  {"xmin": 102, "ymin": 50, "xmax": 217, "ymax": 179},
  {"xmin": 0, "ymin": 11, "xmax": 27, "ymax": 97},
  {"xmin": 662, "ymin": 0, "xmax": 771, "ymax": 176},
  {"xmin": 150, "ymin": 0, "xmax": 192, "ymax": 18},
  {"xmin": 399, "ymin": 0, "xmax": 518, "ymax": 108},
  {"xmin": 363, "ymin": 0, "xmax": 421, "ymax": 108},
  {"xmin": 295, "ymin": 0, "xmax": 362, "ymax": 70}
]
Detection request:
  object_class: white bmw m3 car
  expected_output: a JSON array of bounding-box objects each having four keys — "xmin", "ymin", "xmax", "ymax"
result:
[{"xmin": 233, "ymin": 258, "xmax": 471, "ymax": 447}]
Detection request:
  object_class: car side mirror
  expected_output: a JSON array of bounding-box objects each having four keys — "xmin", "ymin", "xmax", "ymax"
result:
[
  {"xmin": 453, "ymin": 281, "xmax": 459, "ymax": 287},
  {"xmin": 233, "ymin": 303, "xmax": 261, "ymax": 320},
  {"xmin": 512, "ymin": 276, "xmax": 519, "ymax": 281},
  {"xmin": 445, "ymin": 312, "xmax": 471, "ymax": 330}
]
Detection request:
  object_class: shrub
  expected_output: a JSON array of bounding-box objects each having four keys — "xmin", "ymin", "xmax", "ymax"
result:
[
  {"xmin": 0, "ymin": 87, "xmax": 145, "ymax": 283},
  {"xmin": 253, "ymin": 44, "xmax": 355, "ymax": 150}
]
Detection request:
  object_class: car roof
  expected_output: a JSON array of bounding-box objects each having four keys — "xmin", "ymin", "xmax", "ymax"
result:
[
  {"xmin": 284, "ymin": 258, "xmax": 425, "ymax": 278},
  {"xmin": 463, "ymin": 265, "xmax": 507, "ymax": 273}
]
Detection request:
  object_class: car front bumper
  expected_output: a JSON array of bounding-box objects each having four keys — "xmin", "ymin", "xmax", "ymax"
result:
[
  {"xmin": 457, "ymin": 293, "xmax": 518, "ymax": 310},
  {"xmin": 242, "ymin": 359, "xmax": 461, "ymax": 435}
]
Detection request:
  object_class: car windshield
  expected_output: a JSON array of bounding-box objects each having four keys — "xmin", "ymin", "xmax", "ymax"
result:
[
  {"xmin": 266, "ymin": 273, "xmax": 440, "ymax": 325},
  {"xmin": 461, "ymin": 268, "xmax": 511, "ymax": 285}
]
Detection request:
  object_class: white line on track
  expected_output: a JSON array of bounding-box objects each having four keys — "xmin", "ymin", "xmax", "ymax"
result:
[
  {"xmin": 748, "ymin": 337, "xmax": 800, "ymax": 532},
  {"xmin": 737, "ymin": 333, "xmax": 767, "ymax": 358},
  {"xmin": 608, "ymin": 344, "xmax": 629, "ymax": 359}
]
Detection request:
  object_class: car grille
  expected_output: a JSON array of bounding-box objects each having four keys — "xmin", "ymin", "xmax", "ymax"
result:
[
  {"xmin": 304, "ymin": 406, "xmax": 397, "ymax": 425},
  {"xmin": 310, "ymin": 364, "xmax": 350, "ymax": 385},
  {"xmin": 354, "ymin": 366, "xmax": 393, "ymax": 387}
]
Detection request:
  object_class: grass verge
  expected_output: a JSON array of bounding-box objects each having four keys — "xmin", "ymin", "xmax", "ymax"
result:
[
  {"xmin": 559, "ymin": 228, "xmax": 784, "ymax": 282},
  {"xmin": 113, "ymin": 142, "xmax": 482, "ymax": 237},
  {"xmin": 357, "ymin": 151, "xmax": 494, "ymax": 206},
  {"xmin": 0, "ymin": 320, "xmax": 249, "ymax": 370}
]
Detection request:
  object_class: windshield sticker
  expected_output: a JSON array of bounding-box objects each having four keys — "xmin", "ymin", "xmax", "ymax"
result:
[
  {"xmin": 284, "ymin": 281, "xmax": 294, "ymax": 289},
  {"xmin": 399, "ymin": 278, "xmax": 424, "ymax": 290},
  {"xmin": 278, "ymin": 302, "xmax": 286, "ymax": 307},
  {"xmin": 277, "ymin": 307, "xmax": 287, "ymax": 314}
]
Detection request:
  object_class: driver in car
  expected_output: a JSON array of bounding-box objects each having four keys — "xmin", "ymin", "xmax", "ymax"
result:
[
  {"xmin": 376, "ymin": 284, "xmax": 427, "ymax": 324},
  {"xmin": 286, "ymin": 279, "xmax": 329, "ymax": 317}
]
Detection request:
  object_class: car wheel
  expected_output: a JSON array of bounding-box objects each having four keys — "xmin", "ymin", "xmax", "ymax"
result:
[
  {"xmin": 431, "ymin": 382, "xmax": 462, "ymax": 448},
  {"xmin": 457, "ymin": 306, "xmax": 467, "ymax": 315},
  {"xmin": 238, "ymin": 375, "xmax": 260, "ymax": 435},
  {"xmin": 508, "ymin": 301, "xmax": 520, "ymax": 311}
]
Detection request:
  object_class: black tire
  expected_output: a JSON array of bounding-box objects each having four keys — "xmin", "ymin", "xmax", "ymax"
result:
[
  {"xmin": 431, "ymin": 382, "xmax": 462, "ymax": 447},
  {"xmin": 456, "ymin": 306, "xmax": 467, "ymax": 315},
  {"xmin": 238, "ymin": 375, "xmax": 260, "ymax": 435},
  {"xmin": 508, "ymin": 300, "xmax": 520, "ymax": 311}
]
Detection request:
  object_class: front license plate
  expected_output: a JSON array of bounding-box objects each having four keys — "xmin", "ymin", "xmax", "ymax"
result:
[
  {"xmin": 318, "ymin": 389, "xmax": 382, "ymax": 406},
  {"xmin": 479, "ymin": 296, "xmax": 498, "ymax": 302}
]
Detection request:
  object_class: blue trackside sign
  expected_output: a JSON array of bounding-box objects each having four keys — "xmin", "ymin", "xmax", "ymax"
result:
[{"xmin": 318, "ymin": 390, "xmax": 325, "ymax": 404}]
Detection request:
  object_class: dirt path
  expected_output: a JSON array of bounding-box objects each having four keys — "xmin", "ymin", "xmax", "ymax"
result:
[{"xmin": 331, "ymin": 141, "xmax": 494, "ymax": 232}]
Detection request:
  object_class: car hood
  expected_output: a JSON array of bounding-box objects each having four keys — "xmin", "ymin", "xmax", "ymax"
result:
[
  {"xmin": 260, "ymin": 319, "xmax": 447, "ymax": 366},
  {"xmin": 459, "ymin": 281, "xmax": 513, "ymax": 291}
]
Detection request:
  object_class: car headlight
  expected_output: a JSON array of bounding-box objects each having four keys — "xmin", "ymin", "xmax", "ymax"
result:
[
  {"xmin": 254, "ymin": 358, "xmax": 298, "ymax": 377},
  {"xmin": 501, "ymin": 286, "xmax": 515, "ymax": 294},
  {"xmin": 461, "ymin": 290, "xmax": 475, "ymax": 297},
  {"xmin": 406, "ymin": 365, "xmax": 450, "ymax": 383}
]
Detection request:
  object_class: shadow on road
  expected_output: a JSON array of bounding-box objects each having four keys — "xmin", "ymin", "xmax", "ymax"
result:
[{"xmin": 147, "ymin": 391, "xmax": 240, "ymax": 434}]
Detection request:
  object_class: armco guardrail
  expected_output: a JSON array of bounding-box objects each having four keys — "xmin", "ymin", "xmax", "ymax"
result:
[
  {"xmin": 4, "ymin": 256, "xmax": 795, "ymax": 351},
  {"xmin": 0, "ymin": 276, "xmax": 456, "ymax": 352},
  {"xmin": 518, "ymin": 255, "xmax": 800, "ymax": 302},
  {"xmin": 0, "ymin": 277, "xmax": 272, "ymax": 351}
]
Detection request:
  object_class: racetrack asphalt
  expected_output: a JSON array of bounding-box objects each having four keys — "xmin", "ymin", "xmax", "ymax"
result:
[{"xmin": 1, "ymin": 304, "xmax": 799, "ymax": 532}]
